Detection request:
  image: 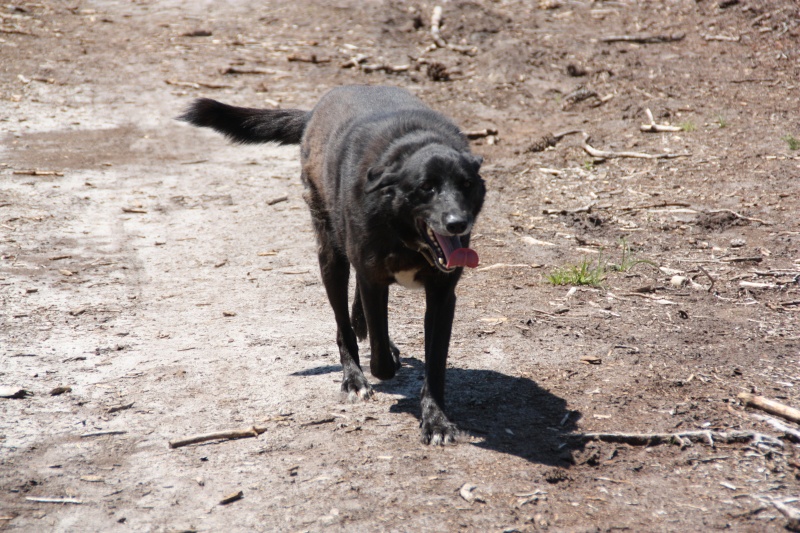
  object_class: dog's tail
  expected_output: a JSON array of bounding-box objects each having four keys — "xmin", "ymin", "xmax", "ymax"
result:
[{"xmin": 179, "ymin": 98, "xmax": 310, "ymax": 145}]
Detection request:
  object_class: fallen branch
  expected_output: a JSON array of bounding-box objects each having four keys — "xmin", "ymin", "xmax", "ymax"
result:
[
  {"xmin": 25, "ymin": 497, "xmax": 83, "ymax": 504},
  {"xmin": 640, "ymin": 108, "xmax": 682, "ymax": 133},
  {"xmin": 570, "ymin": 429, "xmax": 783, "ymax": 448},
  {"xmin": 739, "ymin": 393, "xmax": 800, "ymax": 424},
  {"xmin": 601, "ymin": 32, "xmax": 685, "ymax": 44},
  {"xmin": 168, "ymin": 425, "xmax": 267, "ymax": 449},
  {"xmin": 582, "ymin": 133, "xmax": 690, "ymax": 160}
]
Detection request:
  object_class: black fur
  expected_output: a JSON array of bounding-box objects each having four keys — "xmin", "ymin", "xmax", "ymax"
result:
[
  {"xmin": 181, "ymin": 86, "xmax": 486, "ymax": 445},
  {"xmin": 179, "ymin": 98, "xmax": 309, "ymax": 145}
]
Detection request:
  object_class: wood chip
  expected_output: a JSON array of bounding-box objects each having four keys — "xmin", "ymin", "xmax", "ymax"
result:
[{"xmin": 219, "ymin": 491, "xmax": 244, "ymax": 505}]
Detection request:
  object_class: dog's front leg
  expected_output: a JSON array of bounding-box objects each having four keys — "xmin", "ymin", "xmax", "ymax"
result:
[
  {"xmin": 357, "ymin": 278, "xmax": 401, "ymax": 380},
  {"xmin": 420, "ymin": 282, "xmax": 459, "ymax": 445}
]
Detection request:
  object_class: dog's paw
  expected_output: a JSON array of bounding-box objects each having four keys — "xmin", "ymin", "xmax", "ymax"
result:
[
  {"xmin": 389, "ymin": 341, "xmax": 401, "ymax": 370},
  {"xmin": 341, "ymin": 375, "xmax": 373, "ymax": 403},
  {"xmin": 420, "ymin": 418, "xmax": 458, "ymax": 446}
]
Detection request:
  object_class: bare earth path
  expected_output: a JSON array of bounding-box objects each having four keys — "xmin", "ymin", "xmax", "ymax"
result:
[{"xmin": 1, "ymin": 1, "xmax": 799, "ymax": 531}]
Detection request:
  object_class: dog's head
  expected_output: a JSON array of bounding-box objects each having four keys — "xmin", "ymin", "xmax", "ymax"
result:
[{"xmin": 366, "ymin": 145, "xmax": 486, "ymax": 272}]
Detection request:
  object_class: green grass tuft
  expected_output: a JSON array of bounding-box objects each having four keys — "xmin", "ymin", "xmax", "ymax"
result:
[
  {"xmin": 679, "ymin": 121, "xmax": 696, "ymax": 132},
  {"xmin": 548, "ymin": 258, "xmax": 607, "ymax": 287},
  {"xmin": 782, "ymin": 134, "xmax": 799, "ymax": 151}
]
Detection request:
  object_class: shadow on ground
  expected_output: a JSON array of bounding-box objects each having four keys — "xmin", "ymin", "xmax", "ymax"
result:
[{"xmin": 295, "ymin": 357, "xmax": 583, "ymax": 466}]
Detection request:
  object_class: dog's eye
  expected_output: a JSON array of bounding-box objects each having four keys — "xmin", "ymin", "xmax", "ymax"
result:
[
  {"xmin": 462, "ymin": 180, "xmax": 472, "ymax": 189},
  {"xmin": 420, "ymin": 181, "xmax": 434, "ymax": 193}
]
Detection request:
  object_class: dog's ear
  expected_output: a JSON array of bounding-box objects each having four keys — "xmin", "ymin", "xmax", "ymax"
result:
[
  {"xmin": 365, "ymin": 166, "xmax": 400, "ymax": 193},
  {"xmin": 468, "ymin": 154, "xmax": 484, "ymax": 172}
]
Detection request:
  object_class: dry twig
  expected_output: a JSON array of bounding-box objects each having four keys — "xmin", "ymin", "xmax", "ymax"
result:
[
  {"xmin": 169, "ymin": 425, "xmax": 267, "ymax": 448},
  {"xmin": 463, "ymin": 128, "xmax": 498, "ymax": 139},
  {"xmin": 739, "ymin": 393, "xmax": 800, "ymax": 424},
  {"xmin": 582, "ymin": 133, "xmax": 690, "ymax": 160},
  {"xmin": 640, "ymin": 108, "xmax": 682, "ymax": 133},
  {"xmin": 705, "ymin": 208, "xmax": 772, "ymax": 226},
  {"xmin": 25, "ymin": 497, "xmax": 83, "ymax": 505},
  {"xmin": 601, "ymin": 33, "xmax": 685, "ymax": 44},
  {"xmin": 12, "ymin": 169, "xmax": 64, "ymax": 177},
  {"xmin": 430, "ymin": 6, "xmax": 478, "ymax": 55}
]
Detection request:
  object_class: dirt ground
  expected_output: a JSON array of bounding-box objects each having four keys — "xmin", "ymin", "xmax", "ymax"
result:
[{"xmin": 2, "ymin": 0, "xmax": 799, "ymax": 531}]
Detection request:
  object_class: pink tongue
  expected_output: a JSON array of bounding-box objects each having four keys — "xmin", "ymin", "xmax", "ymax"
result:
[
  {"xmin": 446, "ymin": 248, "xmax": 479, "ymax": 269},
  {"xmin": 434, "ymin": 231, "xmax": 480, "ymax": 269}
]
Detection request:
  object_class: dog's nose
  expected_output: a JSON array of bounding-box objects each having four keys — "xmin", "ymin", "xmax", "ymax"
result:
[{"xmin": 444, "ymin": 214, "xmax": 469, "ymax": 235}]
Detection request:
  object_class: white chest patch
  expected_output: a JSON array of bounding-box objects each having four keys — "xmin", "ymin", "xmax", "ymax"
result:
[{"xmin": 393, "ymin": 269, "xmax": 423, "ymax": 290}]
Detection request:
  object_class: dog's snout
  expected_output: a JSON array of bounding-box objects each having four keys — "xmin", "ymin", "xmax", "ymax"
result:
[{"xmin": 444, "ymin": 214, "xmax": 469, "ymax": 235}]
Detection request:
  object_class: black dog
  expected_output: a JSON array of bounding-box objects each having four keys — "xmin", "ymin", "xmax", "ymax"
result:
[{"xmin": 180, "ymin": 86, "xmax": 486, "ymax": 445}]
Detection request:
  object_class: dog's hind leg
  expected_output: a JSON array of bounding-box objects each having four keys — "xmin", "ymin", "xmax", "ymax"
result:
[
  {"xmin": 357, "ymin": 279, "xmax": 402, "ymax": 380},
  {"xmin": 350, "ymin": 282, "xmax": 367, "ymax": 341},
  {"xmin": 420, "ymin": 282, "xmax": 459, "ymax": 445},
  {"xmin": 352, "ymin": 281, "xmax": 401, "ymax": 363}
]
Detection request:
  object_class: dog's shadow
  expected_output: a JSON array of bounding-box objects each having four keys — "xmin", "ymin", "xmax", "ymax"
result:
[{"xmin": 292, "ymin": 357, "xmax": 582, "ymax": 465}]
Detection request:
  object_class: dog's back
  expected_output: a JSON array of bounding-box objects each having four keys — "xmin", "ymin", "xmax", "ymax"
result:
[{"xmin": 302, "ymin": 86, "xmax": 468, "ymax": 210}]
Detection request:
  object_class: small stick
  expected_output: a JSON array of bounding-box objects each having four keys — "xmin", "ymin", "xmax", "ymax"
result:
[
  {"xmin": 361, "ymin": 63, "xmax": 409, "ymax": 74},
  {"xmin": 601, "ymin": 32, "xmax": 685, "ymax": 44},
  {"xmin": 582, "ymin": 134, "xmax": 690, "ymax": 160},
  {"xmin": 571, "ymin": 430, "xmax": 783, "ymax": 448},
  {"xmin": 219, "ymin": 491, "xmax": 244, "ymax": 505},
  {"xmin": 640, "ymin": 108, "xmax": 682, "ymax": 132},
  {"xmin": 286, "ymin": 53, "xmax": 331, "ymax": 64},
  {"xmin": 25, "ymin": 497, "xmax": 83, "ymax": 504},
  {"xmin": 430, "ymin": 6, "xmax": 447, "ymax": 48},
  {"xmin": 12, "ymin": 169, "xmax": 64, "ymax": 176},
  {"xmin": 169, "ymin": 426, "xmax": 267, "ymax": 449},
  {"xmin": 698, "ymin": 265, "xmax": 715, "ymax": 293},
  {"xmin": 430, "ymin": 5, "xmax": 477, "ymax": 55},
  {"xmin": 705, "ymin": 208, "xmax": 772, "ymax": 226},
  {"xmin": 266, "ymin": 195, "xmax": 288, "ymax": 206},
  {"xmin": 340, "ymin": 54, "xmax": 370, "ymax": 69},
  {"xmin": 739, "ymin": 393, "xmax": 800, "ymax": 424},
  {"xmin": 618, "ymin": 201, "xmax": 692, "ymax": 212},
  {"xmin": 463, "ymin": 128, "xmax": 498, "ymax": 139},
  {"xmin": 165, "ymin": 79, "xmax": 232, "ymax": 90},
  {"xmin": 80, "ymin": 430, "xmax": 127, "ymax": 438},
  {"xmin": 721, "ymin": 256, "xmax": 763, "ymax": 263}
]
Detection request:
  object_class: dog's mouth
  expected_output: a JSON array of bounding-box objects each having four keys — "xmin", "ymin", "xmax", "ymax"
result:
[{"xmin": 418, "ymin": 221, "xmax": 479, "ymax": 273}]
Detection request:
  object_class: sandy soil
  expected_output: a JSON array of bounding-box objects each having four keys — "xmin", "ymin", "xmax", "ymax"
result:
[{"xmin": 2, "ymin": 1, "xmax": 799, "ymax": 531}]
